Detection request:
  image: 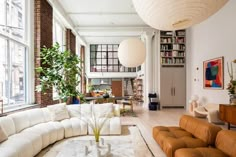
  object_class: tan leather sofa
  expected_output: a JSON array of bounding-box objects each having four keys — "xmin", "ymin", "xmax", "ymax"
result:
[
  {"xmin": 153, "ymin": 115, "xmax": 222, "ymax": 157},
  {"xmin": 175, "ymin": 130, "xmax": 236, "ymax": 157}
]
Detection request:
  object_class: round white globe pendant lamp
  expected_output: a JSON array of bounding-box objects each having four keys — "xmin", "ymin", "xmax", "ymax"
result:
[
  {"xmin": 132, "ymin": 0, "xmax": 229, "ymax": 30},
  {"xmin": 118, "ymin": 38, "xmax": 146, "ymax": 67}
]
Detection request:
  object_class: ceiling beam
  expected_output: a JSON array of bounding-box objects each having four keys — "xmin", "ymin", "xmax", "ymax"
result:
[
  {"xmin": 47, "ymin": 0, "xmax": 87, "ymax": 46},
  {"xmin": 76, "ymin": 26, "xmax": 151, "ymax": 30},
  {"xmin": 68, "ymin": 12, "xmax": 137, "ymax": 15}
]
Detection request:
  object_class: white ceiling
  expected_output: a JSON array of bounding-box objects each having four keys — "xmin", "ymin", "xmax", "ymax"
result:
[{"xmin": 57, "ymin": 0, "xmax": 151, "ymax": 43}]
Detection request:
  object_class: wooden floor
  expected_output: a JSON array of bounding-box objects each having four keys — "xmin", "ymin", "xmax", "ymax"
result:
[{"xmin": 120, "ymin": 102, "xmax": 232, "ymax": 157}]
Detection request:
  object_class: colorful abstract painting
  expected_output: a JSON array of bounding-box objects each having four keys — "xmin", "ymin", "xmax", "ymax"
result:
[{"xmin": 203, "ymin": 57, "xmax": 224, "ymax": 89}]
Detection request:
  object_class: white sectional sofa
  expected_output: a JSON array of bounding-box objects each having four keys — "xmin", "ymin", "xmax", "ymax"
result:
[{"xmin": 0, "ymin": 103, "xmax": 121, "ymax": 157}]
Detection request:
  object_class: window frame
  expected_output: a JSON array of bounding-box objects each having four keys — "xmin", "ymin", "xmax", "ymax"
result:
[
  {"xmin": 90, "ymin": 44, "xmax": 136, "ymax": 73},
  {"xmin": 0, "ymin": 0, "xmax": 29, "ymax": 112}
]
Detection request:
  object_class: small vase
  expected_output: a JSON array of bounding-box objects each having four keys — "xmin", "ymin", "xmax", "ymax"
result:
[{"xmin": 230, "ymin": 94, "xmax": 236, "ymax": 105}]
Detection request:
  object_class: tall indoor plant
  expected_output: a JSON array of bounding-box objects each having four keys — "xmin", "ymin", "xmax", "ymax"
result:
[{"xmin": 36, "ymin": 43, "xmax": 82, "ymax": 103}]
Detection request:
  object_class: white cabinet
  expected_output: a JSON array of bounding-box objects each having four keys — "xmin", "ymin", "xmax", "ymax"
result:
[{"xmin": 160, "ymin": 67, "xmax": 186, "ymax": 107}]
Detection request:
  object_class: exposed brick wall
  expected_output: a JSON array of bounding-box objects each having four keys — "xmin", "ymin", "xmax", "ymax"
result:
[
  {"xmin": 66, "ymin": 29, "xmax": 76, "ymax": 54},
  {"xmin": 80, "ymin": 46, "xmax": 86, "ymax": 94},
  {"xmin": 34, "ymin": 0, "xmax": 57, "ymax": 107}
]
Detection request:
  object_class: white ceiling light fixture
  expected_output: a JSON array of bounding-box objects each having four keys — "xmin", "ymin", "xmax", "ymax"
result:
[
  {"xmin": 132, "ymin": 0, "xmax": 229, "ymax": 30},
  {"xmin": 118, "ymin": 38, "xmax": 146, "ymax": 67}
]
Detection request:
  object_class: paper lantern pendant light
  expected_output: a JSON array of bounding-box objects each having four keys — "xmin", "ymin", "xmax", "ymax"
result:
[
  {"xmin": 118, "ymin": 38, "xmax": 146, "ymax": 67},
  {"xmin": 132, "ymin": 0, "xmax": 229, "ymax": 30}
]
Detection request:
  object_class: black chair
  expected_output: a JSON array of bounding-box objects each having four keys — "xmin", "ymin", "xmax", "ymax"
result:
[{"xmin": 148, "ymin": 93, "xmax": 160, "ymax": 110}]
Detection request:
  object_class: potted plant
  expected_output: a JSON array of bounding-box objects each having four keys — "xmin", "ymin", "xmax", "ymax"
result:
[
  {"xmin": 227, "ymin": 59, "xmax": 236, "ymax": 104},
  {"xmin": 36, "ymin": 43, "xmax": 83, "ymax": 104}
]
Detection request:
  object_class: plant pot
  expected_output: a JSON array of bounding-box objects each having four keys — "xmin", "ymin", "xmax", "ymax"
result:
[
  {"xmin": 103, "ymin": 93, "xmax": 109, "ymax": 99},
  {"xmin": 72, "ymin": 96, "xmax": 80, "ymax": 104}
]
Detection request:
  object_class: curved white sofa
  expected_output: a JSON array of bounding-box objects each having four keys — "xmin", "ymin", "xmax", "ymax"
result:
[{"xmin": 0, "ymin": 103, "xmax": 121, "ymax": 157}]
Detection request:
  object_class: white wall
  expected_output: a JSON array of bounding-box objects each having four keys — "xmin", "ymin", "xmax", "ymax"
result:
[{"xmin": 186, "ymin": 1, "xmax": 236, "ymax": 107}]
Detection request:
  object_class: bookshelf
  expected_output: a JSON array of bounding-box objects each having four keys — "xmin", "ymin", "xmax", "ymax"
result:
[
  {"xmin": 160, "ymin": 30, "xmax": 186, "ymax": 66},
  {"xmin": 133, "ymin": 78, "xmax": 143, "ymax": 102}
]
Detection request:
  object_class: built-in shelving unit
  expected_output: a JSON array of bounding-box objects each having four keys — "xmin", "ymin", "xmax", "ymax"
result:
[
  {"xmin": 160, "ymin": 30, "xmax": 186, "ymax": 66},
  {"xmin": 133, "ymin": 78, "xmax": 143, "ymax": 102}
]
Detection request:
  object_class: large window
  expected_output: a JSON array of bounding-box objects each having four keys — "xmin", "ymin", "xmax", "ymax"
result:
[
  {"xmin": 0, "ymin": 0, "xmax": 26, "ymax": 110},
  {"xmin": 53, "ymin": 18, "xmax": 65, "ymax": 51},
  {"xmin": 52, "ymin": 18, "xmax": 66, "ymax": 100},
  {"xmin": 90, "ymin": 44, "xmax": 136, "ymax": 72}
]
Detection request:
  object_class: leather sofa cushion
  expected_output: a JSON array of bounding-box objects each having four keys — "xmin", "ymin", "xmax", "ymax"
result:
[
  {"xmin": 216, "ymin": 130, "xmax": 236, "ymax": 156},
  {"xmin": 47, "ymin": 104, "xmax": 70, "ymax": 121},
  {"xmin": 0, "ymin": 125, "xmax": 7, "ymax": 142},
  {"xmin": 179, "ymin": 115, "xmax": 222, "ymax": 145},
  {"xmin": 175, "ymin": 148, "xmax": 228, "ymax": 157},
  {"xmin": 153, "ymin": 126, "xmax": 207, "ymax": 157},
  {"xmin": 0, "ymin": 116, "xmax": 16, "ymax": 137}
]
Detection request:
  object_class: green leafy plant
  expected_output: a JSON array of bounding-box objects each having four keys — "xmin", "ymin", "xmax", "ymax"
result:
[{"xmin": 36, "ymin": 43, "xmax": 83, "ymax": 102}]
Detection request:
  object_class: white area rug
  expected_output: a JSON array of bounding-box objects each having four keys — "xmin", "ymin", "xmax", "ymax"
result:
[{"xmin": 37, "ymin": 126, "xmax": 154, "ymax": 157}]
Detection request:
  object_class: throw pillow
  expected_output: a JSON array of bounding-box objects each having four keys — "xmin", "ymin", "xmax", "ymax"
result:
[
  {"xmin": 47, "ymin": 103, "xmax": 70, "ymax": 121},
  {"xmin": 0, "ymin": 125, "xmax": 8, "ymax": 143}
]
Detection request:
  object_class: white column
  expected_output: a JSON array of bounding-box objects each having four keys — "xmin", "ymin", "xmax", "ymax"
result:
[{"xmin": 144, "ymin": 32, "xmax": 154, "ymax": 106}]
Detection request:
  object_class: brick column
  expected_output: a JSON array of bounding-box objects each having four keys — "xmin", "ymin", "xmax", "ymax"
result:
[
  {"xmin": 80, "ymin": 46, "xmax": 86, "ymax": 94},
  {"xmin": 34, "ymin": 0, "xmax": 55, "ymax": 107},
  {"xmin": 66, "ymin": 29, "xmax": 76, "ymax": 54}
]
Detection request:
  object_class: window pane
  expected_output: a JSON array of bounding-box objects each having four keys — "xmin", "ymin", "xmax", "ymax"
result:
[
  {"xmin": 114, "ymin": 59, "xmax": 119, "ymax": 64},
  {"xmin": 108, "ymin": 59, "xmax": 112, "ymax": 64},
  {"xmin": 7, "ymin": 0, "xmax": 25, "ymax": 40},
  {"xmin": 113, "ymin": 45, "xmax": 118, "ymax": 51},
  {"xmin": 96, "ymin": 59, "xmax": 101, "ymax": 65},
  {"xmin": 102, "ymin": 45, "xmax": 107, "ymax": 51},
  {"xmin": 96, "ymin": 52, "xmax": 101, "ymax": 58},
  {"xmin": 0, "ymin": 0, "xmax": 6, "ymax": 34},
  {"xmin": 54, "ymin": 21, "xmax": 64, "ymax": 50},
  {"xmin": 102, "ymin": 52, "xmax": 106, "ymax": 58},
  {"xmin": 90, "ymin": 52, "xmax": 96, "ymax": 58},
  {"xmin": 114, "ymin": 52, "xmax": 118, "ymax": 58},
  {"xmin": 114, "ymin": 66, "xmax": 119, "ymax": 72},
  {"xmin": 108, "ymin": 45, "xmax": 112, "ymax": 51},
  {"xmin": 102, "ymin": 59, "xmax": 107, "ymax": 65},
  {"xmin": 120, "ymin": 66, "xmax": 125, "ymax": 72},
  {"xmin": 90, "ymin": 58, "xmax": 96, "ymax": 66},
  {"xmin": 10, "ymin": 41, "xmax": 25, "ymax": 105},
  {"xmin": 108, "ymin": 52, "xmax": 113, "ymax": 58},
  {"xmin": 0, "ymin": 37, "xmax": 9, "ymax": 105},
  {"xmin": 108, "ymin": 66, "xmax": 113, "ymax": 72},
  {"xmin": 90, "ymin": 45, "xmax": 97, "ymax": 51}
]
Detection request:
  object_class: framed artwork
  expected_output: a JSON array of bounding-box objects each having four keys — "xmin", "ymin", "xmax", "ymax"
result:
[{"xmin": 203, "ymin": 56, "xmax": 224, "ymax": 89}]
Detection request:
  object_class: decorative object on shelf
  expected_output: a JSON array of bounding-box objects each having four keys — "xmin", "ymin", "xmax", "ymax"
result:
[
  {"xmin": 118, "ymin": 38, "xmax": 146, "ymax": 67},
  {"xmin": 203, "ymin": 56, "xmax": 224, "ymax": 89},
  {"xmin": 84, "ymin": 138, "xmax": 111, "ymax": 157},
  {"xmin": 189, "ymin": 95, "xmax": 199, "ymax": 114},
  {"xmin": 227, "ymin": 59, "xmax": 236, "ymax": 104},
  {"xmin": 132, "ymin": 0, "xmax": 229, "ymax": 30}
]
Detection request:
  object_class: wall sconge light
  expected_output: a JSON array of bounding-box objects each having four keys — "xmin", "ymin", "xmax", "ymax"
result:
[
  {"xmin": 118, "ymin": 38, "xmax": 146, "ymax": 67},
  {"xmin": 132, "ymin": 0, "xmax": 228, "ymax": 30}
]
